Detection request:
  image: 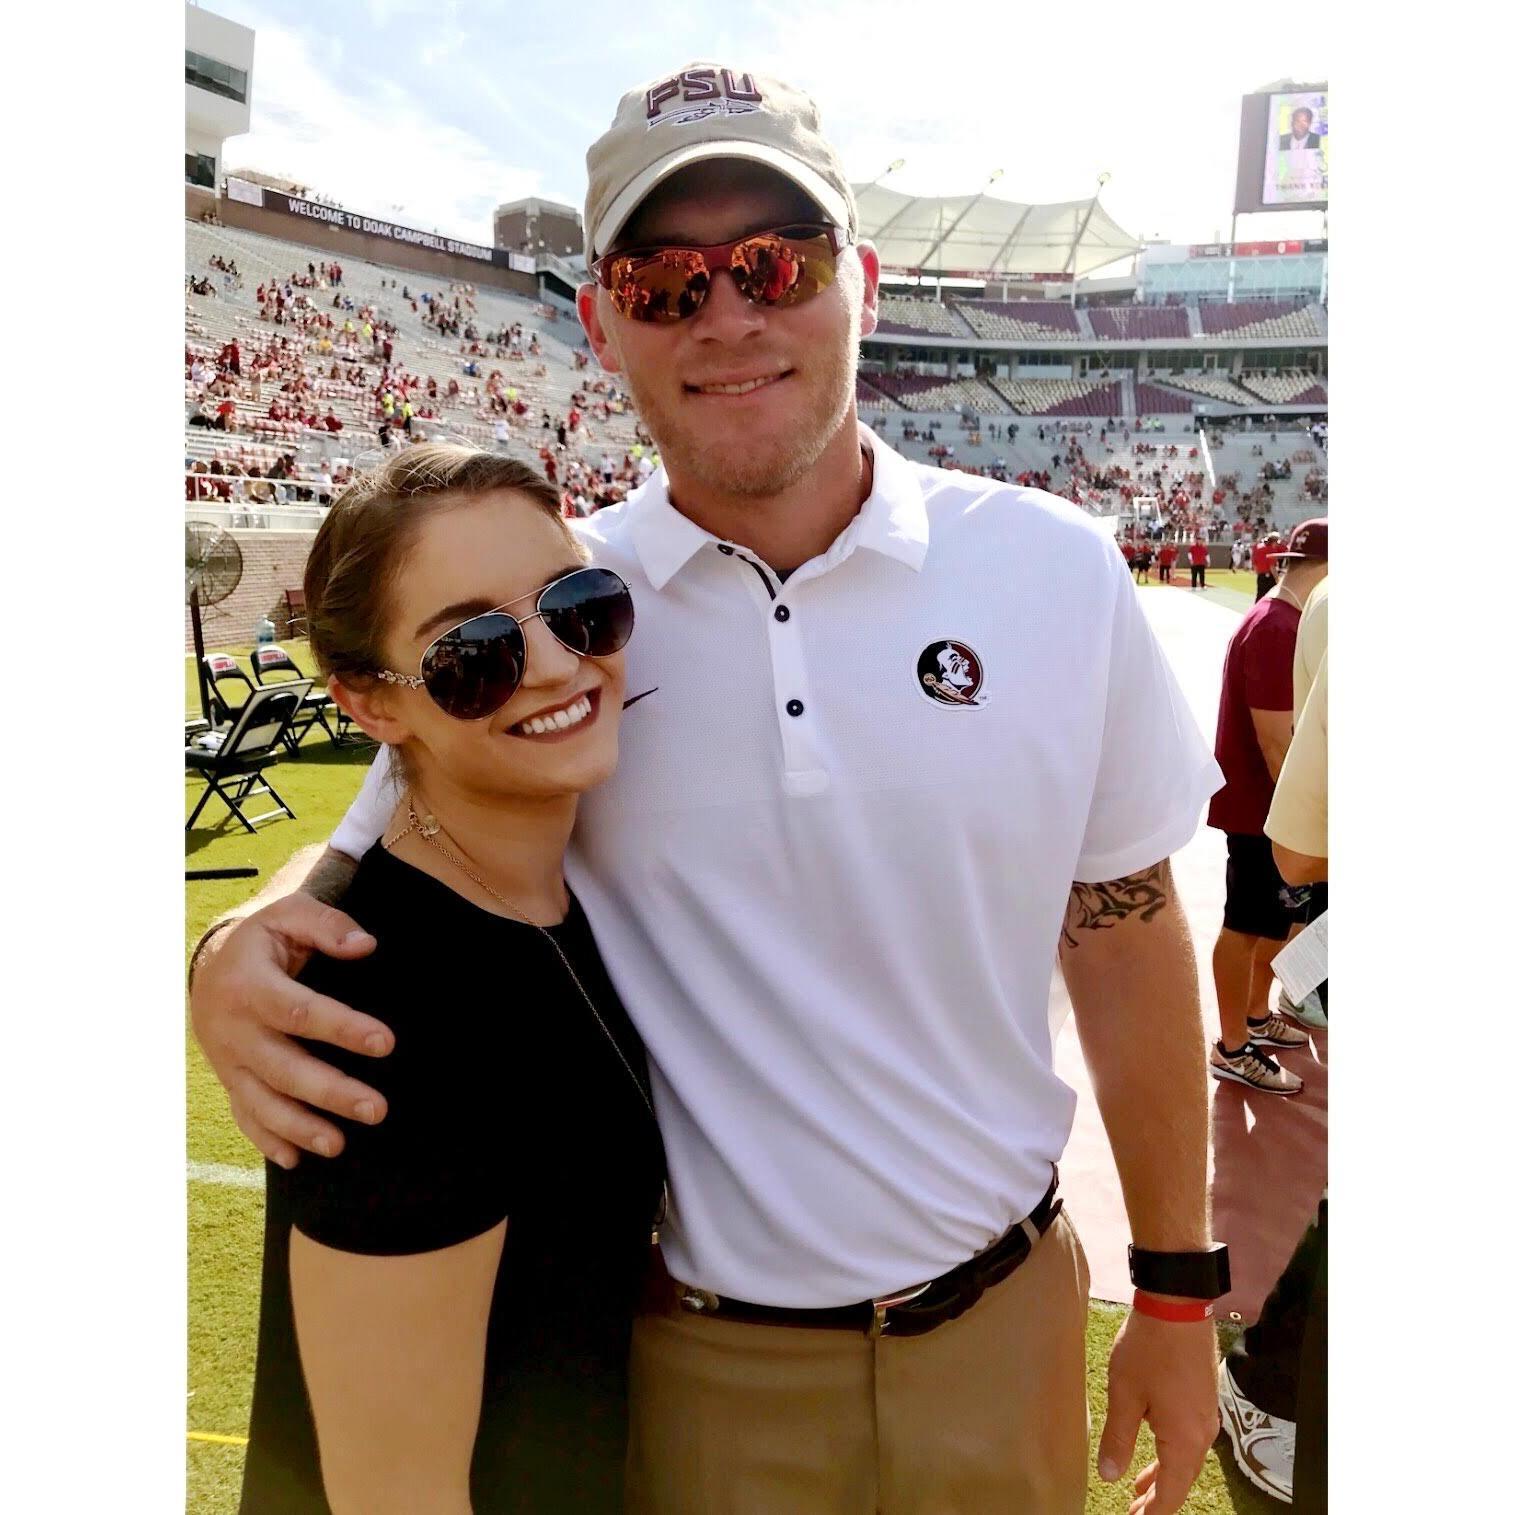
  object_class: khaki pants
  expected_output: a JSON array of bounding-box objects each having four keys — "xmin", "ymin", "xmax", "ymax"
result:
[{"xmin": 626, "ymin": 1212, "xmax": 1091, "ymax": 1515}]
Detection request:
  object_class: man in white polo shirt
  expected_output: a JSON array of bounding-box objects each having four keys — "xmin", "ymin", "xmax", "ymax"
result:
[{"xmin": 191, "ymin": 64, "xmax": 1228, "ymax": 1514}]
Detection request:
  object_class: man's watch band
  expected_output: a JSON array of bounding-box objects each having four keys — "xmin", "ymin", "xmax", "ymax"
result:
[{"xmin": 1127, "ymin": 1242, "xmax": 1231, "ymax": 1301}]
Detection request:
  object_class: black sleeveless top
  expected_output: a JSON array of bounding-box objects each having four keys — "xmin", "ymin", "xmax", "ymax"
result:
[{"xmin": 239, "ymin": 844, "xmax": 666, "ymax": 1513}]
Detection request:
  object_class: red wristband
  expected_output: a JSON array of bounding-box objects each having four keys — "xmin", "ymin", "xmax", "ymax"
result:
[{"xmin": 1132, "ymin": 1290, "xmax": 1214, "ymax": 1323}]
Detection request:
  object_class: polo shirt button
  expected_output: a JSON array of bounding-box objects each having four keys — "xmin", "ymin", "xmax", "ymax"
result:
[
  {"xmin": 717, "ymin": 544, "xmax": 734, "ymax": 555},
  {"xmin": 774, "ymin": 605, "xmax": 791, "ymax": 622},
  {"xmin": 786, "ymin": 699, "xmax": 804, "ymax": 717}
]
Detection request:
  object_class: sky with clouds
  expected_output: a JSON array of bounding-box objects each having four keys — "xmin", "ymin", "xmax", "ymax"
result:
[{"xmin": 199, "ymin": 0, "xmax": 1327, "ymax": 257}]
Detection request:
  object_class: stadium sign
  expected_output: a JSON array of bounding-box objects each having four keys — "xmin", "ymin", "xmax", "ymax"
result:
[
  {"xmin": 226, "ymin": 179, "xmax": 515, "ymax": 270},
  {"xmin": 885, "ymin": 267, "xmax": 1073, "ymax": 283},
  {"xmin": 1188, "ymin": 239, "xmax": 1328, "ymax": 258},
  {"xmin": 279, "ymin": 192, "xmax": 498, "ymax": 263}
]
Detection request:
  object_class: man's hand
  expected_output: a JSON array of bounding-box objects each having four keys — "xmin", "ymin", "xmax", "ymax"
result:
[
  {"xmin": 190, "ymin": 894, "xmax": 391, "ymax": 1169},
  {"xmin": 1098, "ymin": 1312, "xmax": 1220, "ymax": 1515}
]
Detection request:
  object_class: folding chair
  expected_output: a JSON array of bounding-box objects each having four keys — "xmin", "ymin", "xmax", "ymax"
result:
[
  {"xmin": 249, "ymin": 643, "xmax": 340, "ymax": 749},
  {"xmin": 283, "ymin": 586, "xmax": 308, "ymax": 636},
  {"xmin": 185, "ymin": 683, "xmax": 309, "ymax": 834},
  {"xmin": 203, "ymin": 652, "xmax": 258, "ymax": 729}
]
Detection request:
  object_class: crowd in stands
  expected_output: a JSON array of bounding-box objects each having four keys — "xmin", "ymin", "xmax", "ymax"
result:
[
  {"xmin": 185, "ymin": 238, "xmax": 662, "ymax": 520},
  {"xmin": 864, "ymin": 399, "xmax": 1326, "ymax": 545},
  {"xmin": 186, "ymin": 234, "xmax": 1325, "ymax": 540}
]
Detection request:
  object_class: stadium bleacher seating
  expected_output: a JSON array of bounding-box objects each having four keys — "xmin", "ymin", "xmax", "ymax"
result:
[
  {"xmin": 1195, "ymin": 299, "xmax": 1323, "ymax": 341},
  {"xmin": 993, "ymin": 379, "xmax": 1123, "ymax": 417},
  {"xmin": 954, "ymin": 301, "xmax": 1082, "ymax": 342},
  {"xmin": 857, "ymin": 375, "xmax": 903, "ymax": 410},
  {"xmin": 1131, "ymin": 382, "xmax": 1194, "ymax": 415},
  {"xmin": 1238, "ymin": 370, "xmax": 1328, "ymax": 406},
  {"xmin": 867, "ymin": 373, "xmax": 1011, "ymax": 414},
  {"xmin": 1086, "ymin": 306, "xmax": 1192, "ymax": 342},
  {"xmin": 1155, "ymin": 372, "xmax": 1262, "ymax": 407},
  {"xmin": 875, "ymin": 296, "xmax": 973, "ymax": 339},
  {"xmin": 186, "ymin": 220, "xmax": 1324, "ymax": 547},
  {"xmin": 184, "ymin": 222, "xmax": 647, "ymax": 500}
]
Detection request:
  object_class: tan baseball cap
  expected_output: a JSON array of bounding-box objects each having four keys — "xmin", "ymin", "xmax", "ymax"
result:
[{"xmin": 583, "ymin": 63, "xmax": 858, "ymax": 262}]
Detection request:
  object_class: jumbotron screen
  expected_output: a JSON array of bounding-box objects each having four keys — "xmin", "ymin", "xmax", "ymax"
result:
[{"xmin": 1233, "ymin": 85, "xmax": 1328, "ymax": 214}]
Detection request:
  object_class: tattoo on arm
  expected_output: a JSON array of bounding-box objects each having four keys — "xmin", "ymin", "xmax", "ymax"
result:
[
  {"xmin": 302, "ymin": 848, "xmax": 360, "ymax": 908},
  {"xmin": 1061, "ymin": 861, "xmax": 1172, "ymax": 952}
]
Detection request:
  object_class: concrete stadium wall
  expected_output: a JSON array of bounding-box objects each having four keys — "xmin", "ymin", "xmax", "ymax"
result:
[
  {"xmin": 216, "ymin": 198, "xmax": 540, "ymax": 299},
  {"xmin": 186, "ymin": 527, "xmax": 317, "ymax": 653}
]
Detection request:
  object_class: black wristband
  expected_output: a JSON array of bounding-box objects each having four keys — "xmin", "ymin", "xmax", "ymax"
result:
[{"xmin": 1127, "ymin": 1242, "xmax": 1231, "ymax": 1300}]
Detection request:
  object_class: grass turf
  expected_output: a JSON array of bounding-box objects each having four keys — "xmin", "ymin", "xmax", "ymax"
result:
[
  {"xmin": 1136, "ymin": 567, "xmax": 1255, "ymax": 614},
  {"xmin": 184, "ymin": 643, "xmax": 1272, "ymax": 1515}
]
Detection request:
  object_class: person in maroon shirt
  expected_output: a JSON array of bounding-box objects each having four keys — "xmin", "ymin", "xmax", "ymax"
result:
[
  {"xmin": 1157, "ymin": 540, "xmax": 1177, "ymax": 584},
  {"xmin": 1120, "ymin": 536, "xmax": 1136, "ymax": 574},
  {"xmin": 1204, "ymin": 548, "xmax": 1327, "ymax": 1095},
  {"xmin": 1186, "ymin": 535, "xmax": 1208, "ymax": 589}
]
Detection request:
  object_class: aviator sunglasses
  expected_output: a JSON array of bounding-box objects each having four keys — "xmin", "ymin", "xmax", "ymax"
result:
[
  {"xmin": 373, "ymin": 567, "xmax": 635, "ymax": 721},
  {"xmin": 591, "ymin": 223, "xmax": 849, "ymax": 324}
]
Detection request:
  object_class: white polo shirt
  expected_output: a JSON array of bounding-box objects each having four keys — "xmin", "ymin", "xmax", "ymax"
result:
[{"xmin": 332, "ymin": 427, "xmax": 1222, "ymax": 1307}]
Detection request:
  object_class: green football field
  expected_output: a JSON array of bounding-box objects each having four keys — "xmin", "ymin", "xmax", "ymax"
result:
[
  {"xmin": 1138, "ymin": 566, "xmax": 1257, "ymax": 615},
  {"xmin": 184, "ymin": 645, "xmax": 1272, "ymax": 1515}
]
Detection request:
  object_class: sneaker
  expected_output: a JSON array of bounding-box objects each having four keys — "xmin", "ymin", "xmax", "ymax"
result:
[
  {"xmin": 1246, "ymin": 1012, "xmax": 1309, "ymax": 1050},
  {"xmin": 1278, "ymin": 989, "xmax": 1327, "ymax": 1030},
  {"xmin": 1210, "ymin": 1041, "xmax": 1303, "ymax": 1096},
  {"xmin": 1218, "ymin": 1359, "xmax": 1295, "ymax": 1503}
]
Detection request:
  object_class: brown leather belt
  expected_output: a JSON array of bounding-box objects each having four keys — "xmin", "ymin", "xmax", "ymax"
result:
[{"xmin": 674, "ymin": 1170, "xmax": 1062, "ymax": 1339}]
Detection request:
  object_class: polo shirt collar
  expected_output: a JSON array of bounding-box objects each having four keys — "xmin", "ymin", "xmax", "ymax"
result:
[{"xmin": 626, "ymin": 424, "xmax": 929, "ymax": 591}]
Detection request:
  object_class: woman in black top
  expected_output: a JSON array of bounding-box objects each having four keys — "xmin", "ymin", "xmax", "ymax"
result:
[{"xmin": 238, "ymin": 446, "xmax": 665, "ymax": 1514}]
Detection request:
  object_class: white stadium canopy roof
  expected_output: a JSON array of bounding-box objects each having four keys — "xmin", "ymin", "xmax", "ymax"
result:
[{"xmin": 852, "ymin": 185, "xmax": 1140, "ymax": 279}]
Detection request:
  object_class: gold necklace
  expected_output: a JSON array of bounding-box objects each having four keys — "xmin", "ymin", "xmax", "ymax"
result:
[{"xmin": 385, "ymin": 798, "xmax": 659, "ymax": 1131}]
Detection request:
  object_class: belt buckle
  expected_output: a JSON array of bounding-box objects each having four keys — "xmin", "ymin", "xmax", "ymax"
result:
[{"xmin": 869, "ymin": 1281, "xmax": 932, "ymax": 1338}]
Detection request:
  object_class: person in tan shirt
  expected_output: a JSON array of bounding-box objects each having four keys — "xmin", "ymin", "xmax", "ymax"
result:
[
  {"xmin": 1268, "ymin": 650, "xmax": 1327, "ymax": 875},
  {"xmin": 1292, "ymin": 576, "xmax": 1328, "ymax": 727}
]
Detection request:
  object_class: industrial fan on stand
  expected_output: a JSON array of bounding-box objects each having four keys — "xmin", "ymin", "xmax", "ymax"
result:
[
  {"xmin": 185, "ymin": 521, "xmax": 257, "ymax": 882},
  {"xmin": 186, "ymin": 520, "xmax": 243, "ymax": 724}
]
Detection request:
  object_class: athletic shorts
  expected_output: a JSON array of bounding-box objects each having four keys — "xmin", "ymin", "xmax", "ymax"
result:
[{"xmin": 1223, "ymin": 832, "xmax": 1311, "ymax": 941}]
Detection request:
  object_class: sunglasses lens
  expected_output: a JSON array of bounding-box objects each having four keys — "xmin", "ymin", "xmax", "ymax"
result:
[
  {"xmin": 608, "ymin": 249, "xmax": 710, "ymax": 324},
  {"xmin": 538, "ymin": 568, "xmax": 635, "ymax": 657},
  {"xmin": 606, "ymin": 229, "xmax": 838, "ymax": 323},
  {"xmin": 421, "ymin": 613, "xmax": 525, "ymax": 719},
  {"xmin": 731, "ymin": 229, "xmax": 837, "ymax": 308}
]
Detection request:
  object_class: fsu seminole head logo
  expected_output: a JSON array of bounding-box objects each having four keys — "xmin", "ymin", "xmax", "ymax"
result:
[{"xmin": 916, "ymin": 640, "xmax": 988, "ymax": 707}]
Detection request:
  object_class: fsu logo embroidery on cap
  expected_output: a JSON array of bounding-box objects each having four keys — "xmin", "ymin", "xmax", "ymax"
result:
[
  {"xmin": 916, "ymin": 641, "xmax": 988, "ymax": 707},
  {"xmin": 645, "ymin": 68, "xmax": 763, "ymax": 127}
]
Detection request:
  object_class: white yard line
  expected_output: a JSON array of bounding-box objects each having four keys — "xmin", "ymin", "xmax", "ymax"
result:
[{"xmin": 188, "ymin": 1160, "xmax": 264, "ymax": 1190}]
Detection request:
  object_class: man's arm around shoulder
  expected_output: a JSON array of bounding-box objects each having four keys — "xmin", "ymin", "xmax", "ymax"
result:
[{"xmin": 189, "ymin": 844, "xmax": 395, "ymax": 1170}]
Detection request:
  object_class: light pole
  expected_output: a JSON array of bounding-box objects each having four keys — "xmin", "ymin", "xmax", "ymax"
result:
[
  {"xmin": 930, "ymin": 167, "xmax": 1002, "ymax": 303},
  {"xmin": 1068, "ymin": 171, "xmax": 1111, "ymax": 309},
  {"xmin": 856, "ymin": 159, "xmax": 906, "ymax": 282}
]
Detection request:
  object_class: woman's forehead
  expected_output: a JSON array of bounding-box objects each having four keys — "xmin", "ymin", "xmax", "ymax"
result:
[{"xmin": 402, "ymin": 493, "xmax": 566, "ymax": 586}]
